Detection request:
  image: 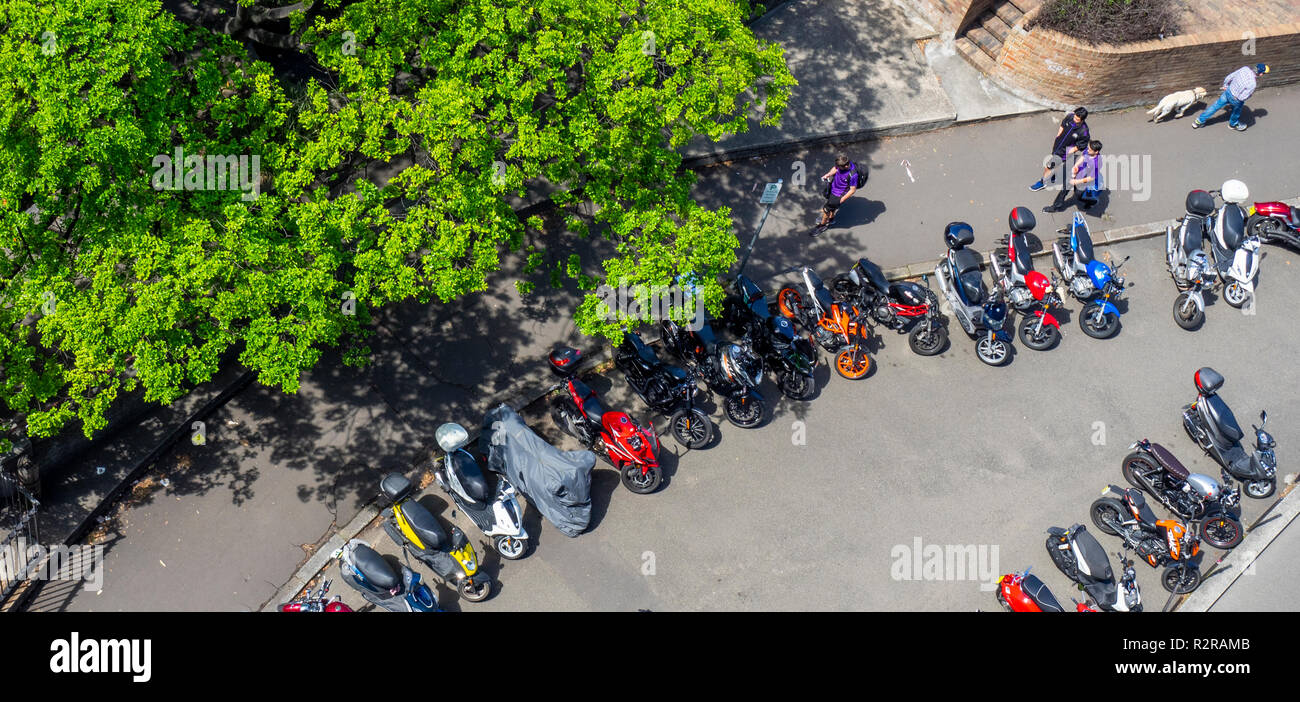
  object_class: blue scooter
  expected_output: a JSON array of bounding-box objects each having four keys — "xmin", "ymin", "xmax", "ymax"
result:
[
  {"xmin": 1052, "ymin": 212, "xmax": 1129, "ymax": 339},
  {"xmin": 334, "ymin": 539, "xmax": 439, "ymax": 612}
]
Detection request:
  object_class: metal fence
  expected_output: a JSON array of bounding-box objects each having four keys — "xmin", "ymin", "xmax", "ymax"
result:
[{"xmin": 1, "ymin": 467, "xmax": 41, "ymax": 605}]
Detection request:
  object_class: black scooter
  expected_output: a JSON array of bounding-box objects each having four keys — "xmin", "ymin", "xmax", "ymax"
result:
[
  {"xmin": 1045, "ymin": 524, "xmax": 1143, "ymax": 612},
  {"xmin": 1182, "ymin": 367, "xmax": 1278, "ymax": 498},
  {"xmin": 613, "ymin": 331, "xmax": 714, "ymax": 449}
]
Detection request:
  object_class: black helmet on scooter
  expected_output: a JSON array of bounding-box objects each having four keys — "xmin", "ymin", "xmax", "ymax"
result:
[
  {"xmin": 1008, "ymin": 206, "xmax": 1036, "ymax": 234},
  {"xmin": 1185, "ymin": 190, "xmax": 1215, "ymax": 217}
]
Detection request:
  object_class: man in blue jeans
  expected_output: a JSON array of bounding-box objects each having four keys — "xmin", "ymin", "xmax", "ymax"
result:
[{"xmin": 1194, "ymin": 63, "xmax": 1269, "ymax": 132}]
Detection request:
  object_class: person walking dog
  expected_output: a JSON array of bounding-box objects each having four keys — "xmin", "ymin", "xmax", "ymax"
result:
[
  {"xmin": 1029, "ymin": 107, "xmax": 1089, "ymax": 192},
  {"xmin": 1193, "ymin": 63, "xmax": 1269, "ymax": 131},
  {"xmin": 811, "ymin": 155, "xmax": 862, "ymax": 236}
]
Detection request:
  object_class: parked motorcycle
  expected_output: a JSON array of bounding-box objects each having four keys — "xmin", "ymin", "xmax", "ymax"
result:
[
  {"xmin": 433, "ymin": 422, "xmax": 529, "ymax": 560},
  {"xmin": 830, "ymin": 255, "xmax": 948, "ymax": 356},
  {"xmin": 379, "ymin": 472, "xmax": 494, "ymax": 602},
  {"xmin": 722, "ymin": 274, "xmax": 819, "ymax": 399},
  {"xmin": 988, "ymin": 207, "xmax": 1064, "ymax": 351},
  {"xmin": 613, "ymin": 331, "xmax": 714, "ymax": 448},
  {"xmin": 1052, "ymin": 212, "xmax": 1129, "ymax": 339},
  {"xmin": 1181, "ymin": 366, "xmax": 1277, "ymax": 499},
  {"xmin": 659, "ymin": 319, "xmax": 766, "ymax": 428},
  {"xmin": 1089, "ymin": 485, "xmax": 1202, "ymax": 593},
  {"xmin": 1246, "ymin": 199, "xmax": 1300, "ymax": 250},
  {"xmin": 932, "ymin": 221, "xmax": 1013, "ymax": 365},
  {"xmin": 548, "ymin": 346, "xmax": 663, "ymax": 494},
  {"xmin": 278, "ymin": 579, "xmax": 353, "ymax": 612},
  {"xmin": 1121, "ymin": 438, "xmax": 1244, "ymax": 549},
  {"xmin": 1166, "ymin": 190, "xmax": 1217, "ymax": 330},
  {"xmin": 1205, "ymin": 180, "xmax": 1262, "ymax": 309},
  {"xmin": 333, "ymin": 539, "xmax": 440, "ymax": 612},
  {"xmin": 777, "ymin": 266, "xmax": 876, "ymax": 379},
  {"xmin": 1044, "ymin": 524, "xmax": 1143, "ymax": 611},
  {"xmin": 996, "ymin": 567, "xmax": 1096, "ymax": 612}
]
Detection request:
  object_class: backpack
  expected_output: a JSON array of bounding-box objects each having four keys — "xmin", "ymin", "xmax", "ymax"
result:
[{"xmin": 823, "ymin": 162, "xmax": 864, "ymax": 198}]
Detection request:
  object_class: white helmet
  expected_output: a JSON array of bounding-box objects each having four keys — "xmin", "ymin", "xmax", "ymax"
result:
[{"xmin": 1220, "ymin": 179, "xmax": 1249, "ymax": 204}]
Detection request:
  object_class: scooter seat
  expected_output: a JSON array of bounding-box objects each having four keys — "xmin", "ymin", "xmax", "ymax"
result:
[
  {"xmin": 953, "ymin": 247, "xmax": 983, "ymax": 277},
  {"xmin": 1021, "ymin": 574, "xmax": 1065, "ymax": 613},
  {"xmin": 1126, "ymin": 489, "xmax": 1159, "ymax": 526},
  {"xmin": 400, "ymin": 499, "xmax": 449, "ymax": 552},
  {"xmin": 1180, "ymin": 218, "xmax": 1206, "ymax": 257},
  {"xmin": 570, "ymin": 378, "xmax": 607, "ymax": 422},
  {"xmin": 1012, "ymin": 236, "xmax": 1034, "ymax": 275},
  {"xmin": 959, "ymin": 270, "xmax": 985, "ymax": 305},
  {"xmin": 450, "ymin": 450, "xmax": 492, "ymax": 504},
  {"xmin": 1220, "ymin": 205, "xmax": 1246, "ymax": 251},
  {"xmin": 352, "ymin": 543, "xmax": 399, "ymax": 591},
  {"xmin": 1148, "ymin": 443, "xmax": 1190, "ymax": 481},
  {"xmin": 1074, "ymin": 527, "xmax": 1113, "ymax": 582},
  {"xmin": 1074, "ymin": 224, "xmax": 1095, "ymax": 265},
  {"xmin": 1205, "ymin": 395, "xmax": 1244, "ymax": 442}
]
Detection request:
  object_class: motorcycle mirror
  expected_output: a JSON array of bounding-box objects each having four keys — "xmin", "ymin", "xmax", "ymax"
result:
[{"xmin": 1260, "ymin": 410, "xmax": 1267, "ymax": 424}]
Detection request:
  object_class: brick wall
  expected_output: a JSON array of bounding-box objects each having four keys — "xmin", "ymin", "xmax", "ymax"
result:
[
  {"xmin": 909, "ymin": 0, "xmax": 976, "ymax": 32},
  {"xmin": 992, "ymin": 16, "xmax": 1300, "ymax": 109}
]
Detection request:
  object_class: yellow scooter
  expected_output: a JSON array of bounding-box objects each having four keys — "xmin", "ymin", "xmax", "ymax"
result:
[{"xmin": 380, "ymin": 472, "xmax": 493, "ymax": 602}]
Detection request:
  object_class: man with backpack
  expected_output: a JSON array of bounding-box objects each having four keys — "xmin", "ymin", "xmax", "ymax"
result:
[
  {"xmin": 1043, "ymin": 140, "xmax": 1104, "ymax": 213},
  {"xmin": 811, "ymin": 155, "xmax": 863, "ymax": 237},
  {"xmin": 1029, "ymin": 107, "xmax": 1090, "ymax": 192}
]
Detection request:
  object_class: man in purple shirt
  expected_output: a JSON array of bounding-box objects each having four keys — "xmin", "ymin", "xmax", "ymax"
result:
[
  {"xmin": 1194, "ymin": 63, "xmax": 1269, "ymax": 131},
  {"xmin": 811, "ymin": 155, "xmax": 862, "ymax": 236}
]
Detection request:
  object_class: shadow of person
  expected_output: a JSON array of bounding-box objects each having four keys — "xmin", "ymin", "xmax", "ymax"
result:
[
  {"xmin": 1241, "ymin": 106, "xmax": 1265, "ymax": 127},
  {"xmin": 1081, "ymin": 189, "xmax": 1110, "ymax": 216}
]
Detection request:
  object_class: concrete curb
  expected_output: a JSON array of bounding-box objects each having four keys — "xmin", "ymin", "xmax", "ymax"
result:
[{"xmin": 1176, "ymin": 478, "xmax": 1300, "ymax": 612}]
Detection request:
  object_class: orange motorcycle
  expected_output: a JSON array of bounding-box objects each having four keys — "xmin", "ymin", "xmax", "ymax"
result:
[{"xmin": 777, "ymin": 267, "xmax": 875, "ymax": 380}]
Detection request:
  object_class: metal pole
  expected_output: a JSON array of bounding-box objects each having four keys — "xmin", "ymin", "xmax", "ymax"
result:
[{"xmin": 737, "ymin": 179, "xmax": 781, "ymax": 277}]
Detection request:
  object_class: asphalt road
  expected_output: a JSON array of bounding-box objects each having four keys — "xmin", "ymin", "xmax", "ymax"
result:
[{"xmin": 316, "ymin": 235, "xmax": 1300, "ymax": 612}]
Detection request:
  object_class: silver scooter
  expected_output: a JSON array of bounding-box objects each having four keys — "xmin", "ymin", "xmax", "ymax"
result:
[
  {"xmin": 1166, "ymin": 190, "xmax": 1216, "ymax": 330},
  {"xmin": 434, "ymin": 423, "xmax": 530, "ymax": 559}
]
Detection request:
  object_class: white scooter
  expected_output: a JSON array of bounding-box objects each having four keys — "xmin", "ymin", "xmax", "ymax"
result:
[
  {"xmin": 434, "ymin": 423, "xmax": 530, "ymax": 560},
  {"xmin": 1167, "ymin": 190, "xmax": 1217, "ymax": 330},
  {"xmin": 1205, "ymin": 179, "xmax": 1262, "ymax": 309}
]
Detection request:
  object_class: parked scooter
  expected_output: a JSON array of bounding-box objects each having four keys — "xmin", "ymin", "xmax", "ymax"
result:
[
  {"xmin": 777, "ymin": 266, "xmax": 876, "ymax": 379},
  {"xmin": 1089, "ymin": 485, "xmax": 1202, "ymax": 593},
  {"xmin": 830, "ymin": 255, "xmax": 948, "ymax": 356},
  {"xmin": 987, "ymin": 207, "xmax": 1064, "ymax": 351},
  {"xmin": 722, "ymin": 274, "xmax": 819, "ymax": 399},
  {"xmin": 1181, "ymin": 366, "xmax": 1278, "ymax": 499},
  {"xmin": 932, "ymin": 221, "xmax": 1013, "ymax": 365},
  {"xmin": 1121, "ymin": 438, "xmax": 1244, "ymax": 549},
  {"xmin": 1205, "ymin": 180, "xmax": 1262, "ymax": 309},
  {"xmin": 278, "ymin": 579, "xmax": 353, "ymax": 612},
  {"xmin": 1246, "ymin": 199, "xmax": 1300, "ymax": 250},
  {"xmin": 1166, "ymin": 190, "xmax": 1217, "ymax": 330},
  {"xmin": 613, "ymin": 331, "xmax": 714, "ymax": 448},
  {"xmin": 1052, "ymin": 212, "xmax": 1129, "ymax": 339},
  {"xmin": 433, "ymin": 422, "xmax": 529, "ymax": 560},
  {"xmin": 548, "ymin": 346, "xmax": 664, "ymax": 494},
  {"xmin": 379, "ymin": 472, "xmax": 494, "ymax": 602},
  {"xmin": 333, "ymin": 539, "xmax": 439, "ymax": 612},
  {"xmin": 996, "ymin": 567, "xmax": 1096, "ymax": 612},
  {"xmin": 1044, "ymin": 524, "xmax": 1144, "ymax": 611},
  {"xmin": 659, "ymin": 319, "xmax": 766, "ymax": 428}
]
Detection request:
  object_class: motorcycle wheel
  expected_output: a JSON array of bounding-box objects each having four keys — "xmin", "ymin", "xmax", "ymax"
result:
[
  {"xmin": 779, "ymin": 371, "xmax": 815, "ymax": 401},
  {"xmin": 670, "ymin": 408, "xmax": 713, "ymax": 449},
  {"xmin": 1017, "ymin": 315, "xmax": 1060, "ymax": 351},
  {"xmin": 834, "ymin": 347, "xmax": 873, "ymax": 379},
  {"xmin": 829, "ymin": 277, "xmax": 857, "ymax": 303},
  {"xmin": 495, "ymin": 535, "xmax": 529, "ymax": 560},
  {"xmin": 1172, "ymin": 292, "xmax": 1204, "ymax": 331},
  {"xmin": 459, "ymin": 577, "xmax": 492, "ymax": 602},
  {"xmin": 908, "ymin": 323, "xmax": 947, "ymax": 356},
  {"xmin": 1089, "ymin": 498, "xmax": 1126, "ymax": 536},
  {"xmin": 1121, "ymin": 452, "xmax": 1160, "ymax": 492},
  {"xmin": 724, "ymin": 395, "xmax": 764, "ymax": 428},
  {"xmin": 1200, "ymin": 516, "xmax": 1244, "ymax": 550},
  {"xmin": 621, "ymin": 463, "xmax": 662, "ymax": 494},
  {"xmin": 975, "ymin": 337, "xmax": 1010, "ymax": 366},
  {"xmin": 1045, "ymin": 535, "xmax": 1077, "ymax": 579},
  {"xmin": 1223, "ymin": 280, "xmax": 1249, "ymax": 308},
  {"xmin": 1079, "ymin": 302, "xmax": 1120, "ymax": 339},
  {"xmin": 1244, "ymin": 478, "xmax": 1276, "ymax": 499},
  {"xmin": 1162, "ymin": 565, "xmax": 1202, "ymax": 594},
  {"xmin": 777, "ymin": 287, "xmax": 801, "ymax": 319},
  {"xmin": 1247, "ymin": 213, "xmax": 1281, "ymax": 244}
]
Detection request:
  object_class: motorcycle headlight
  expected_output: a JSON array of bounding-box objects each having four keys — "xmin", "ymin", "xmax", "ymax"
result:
[{"xmin": 627, "ymin": 434, "xmax": 644, "ymax": 451}]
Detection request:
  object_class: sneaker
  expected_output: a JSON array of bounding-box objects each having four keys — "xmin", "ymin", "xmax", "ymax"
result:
[
  {"xmin": 1230, "ymin": 123, "xmax": 1247, "ymax": 131},
  {"xmin": 1042, "ymin": 205, "xmax": 1061, "ymax": 213},
  {"xmin": 809, "ymin": 224, "xmax": 827, "ymax": 237},
  {"xmin": 1029, "ymin": 180, "xmax": 1045, "ymax": 192},
  {"xmin": 1192, "ymin": 120, "xmax": 1204, "ymax": 129}
]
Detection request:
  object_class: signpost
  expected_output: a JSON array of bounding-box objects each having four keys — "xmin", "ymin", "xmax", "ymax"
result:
[{"xmin": 737, "ymin": 179, "xmax": 781, "ymax": 276}]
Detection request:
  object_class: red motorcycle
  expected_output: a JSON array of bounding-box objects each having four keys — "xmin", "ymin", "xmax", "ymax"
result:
[
  {"xmin": 1247, "ymin": 200, "xmax": 1300, "ymax": 250},
  {"xmin": 548, "ymin": 347, "xmax": 663, "ymax": 494},
  {"xmin": 988, "ymin": 207, "xmax": 1064, "ymax": 351},
  {"xmin": 278, "ymin": 579, "xmax": 353, "ymax": 612},
  {"xmin": 996, "ymin": 568, "xmax": 1095, "ymax": 612}
]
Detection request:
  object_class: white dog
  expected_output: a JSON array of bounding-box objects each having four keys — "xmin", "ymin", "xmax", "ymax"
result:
[{"xmin": 1147, "ymin": 87, "xmax": 1207, "ymax": 122}]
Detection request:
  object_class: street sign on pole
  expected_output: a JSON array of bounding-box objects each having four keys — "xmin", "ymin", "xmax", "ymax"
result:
[
  {"xmin": 737, "ymin": 179, "xmax": 782, "ymax": 276},
  {"xmin": 759, "ymin": 181, "xmax": 782, "ymax": 204}
]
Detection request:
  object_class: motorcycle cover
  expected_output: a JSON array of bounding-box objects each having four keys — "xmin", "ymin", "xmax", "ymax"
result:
[{"xmin": 480, "ymin": 404, "xmax": 594, "ymax": 537}]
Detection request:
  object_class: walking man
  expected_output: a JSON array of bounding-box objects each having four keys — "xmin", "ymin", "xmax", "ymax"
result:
[
  {"xmin": 1043, "ymin": 140, "xmax": 1103, "ymax": 213},
  {"xmin": 1029, "ymin": 107, "xmax": 1090, "ymax": 192},
  {"xmin": 1193, "ymin": 63, "xmax": 1269, "ymax": 131},
  {"xmin": 812, "ymin": 155, "xmax": 862, "ymax": 236}
]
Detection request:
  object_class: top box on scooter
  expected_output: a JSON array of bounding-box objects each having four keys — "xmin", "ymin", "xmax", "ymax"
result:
[
  {"xmin": 549, "ymin": 346, "xmax": 583, "ymax": 377},
  {"xmin": 1008, "ymin": 206, "xmax": 1036, "ymax": 234},
  {"xmin": 944, "ymin": 222, "xmax": 975, "ymax": 249},
  {"xmin": 380, "ymin": 472, "xmax": 415, "ymax": 503},
  {"xmin": 1194, "ymin": 367, "xmax": 1225, "ymax": 395},
  {"xmin": 1186, "ymin": 190, "xmax": 1215, "ymax": 217}
]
